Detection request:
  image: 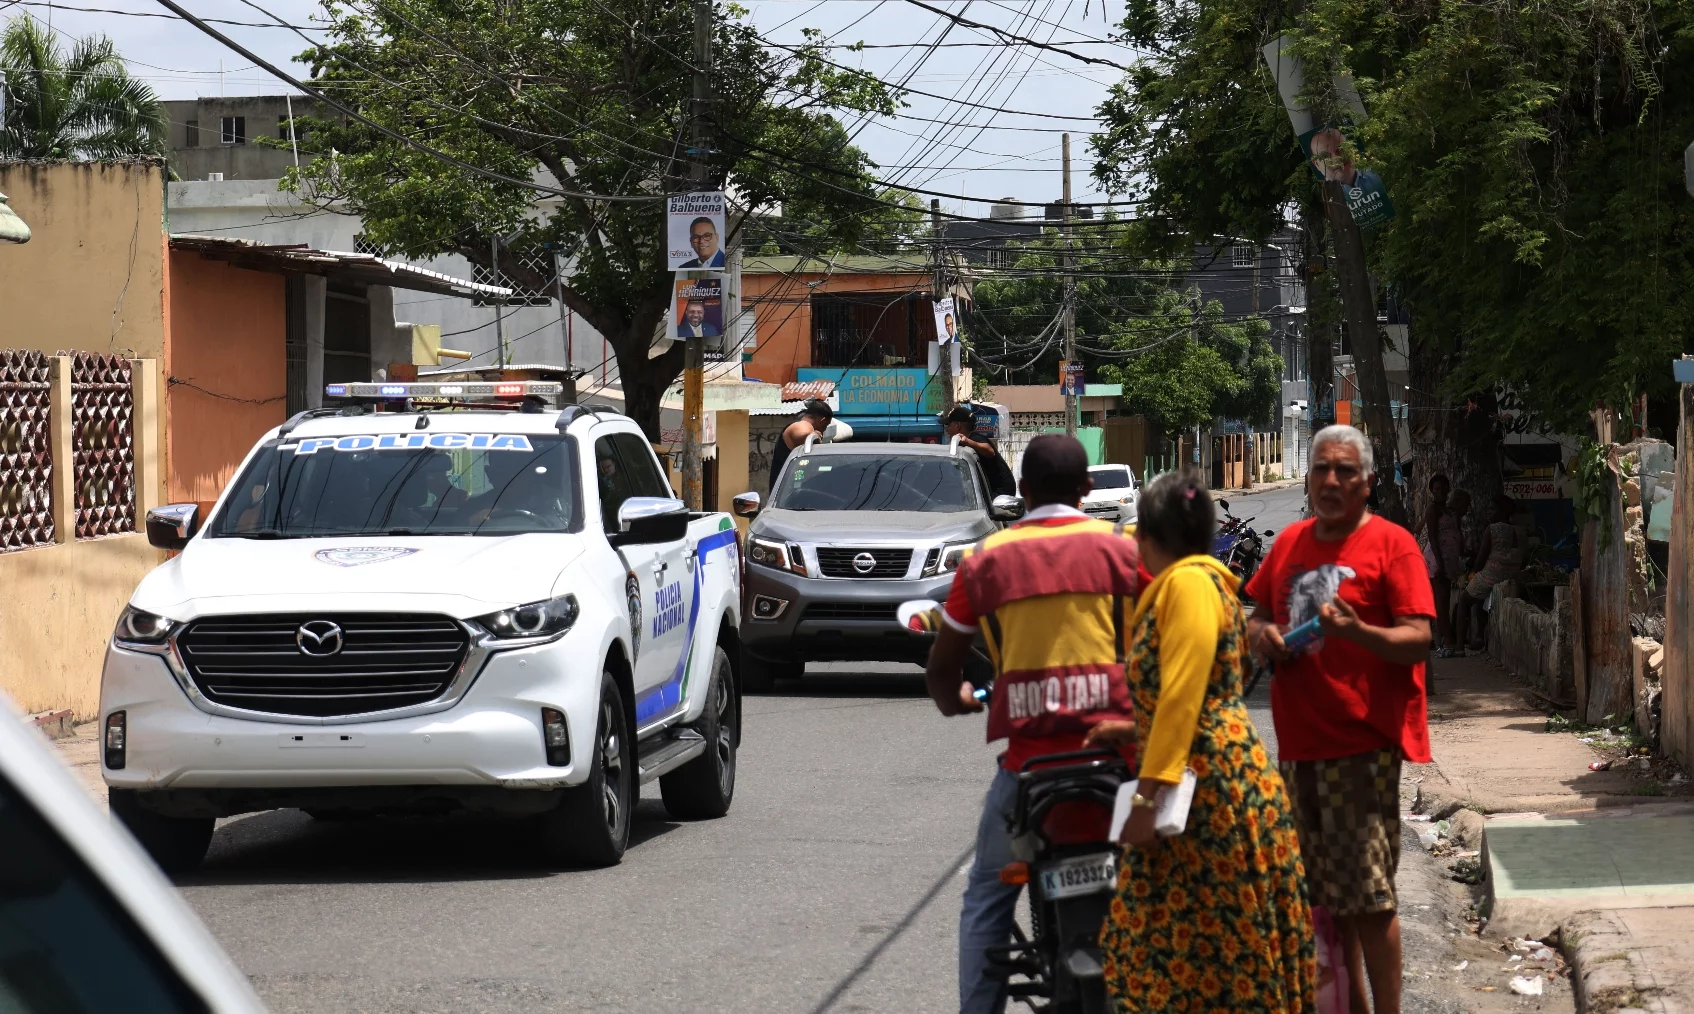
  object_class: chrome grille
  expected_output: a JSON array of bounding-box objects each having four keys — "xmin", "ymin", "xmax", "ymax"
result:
[
  {"xmin": 1083, "ymin": 501, "xmax": 1122, "ymax": 517},
  {"xmin": 816, "ymin": 547, "xmax": 912, "ymax": 578},
  {"xmin": 178, "ymin": 613, "xmax": 471, "ymax": 718},
  {"xmin": 802, "ymin": 602, "xmax": 899, "ymax": 622}
]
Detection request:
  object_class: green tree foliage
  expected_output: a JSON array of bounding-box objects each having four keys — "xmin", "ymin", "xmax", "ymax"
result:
[
  {"xmin": 1090, "ymin": 0, "xmax": 1694, "ymax": 435},
  {"xmin": 0, "ymin": 17, "xmax": 166, "ymax": 160},
  {"xmin": 1099, "ymin": 289, "xmax": 1283, "ymax": 433},
  {"xmin": 291, "ymin": 2, "xmax": 897, "ymax": 434}
]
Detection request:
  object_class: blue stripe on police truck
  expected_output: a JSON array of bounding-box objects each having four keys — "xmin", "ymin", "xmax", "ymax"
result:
[{"xmin": 634, "ymin": 527, "xmax": 739, "ymax": 726}]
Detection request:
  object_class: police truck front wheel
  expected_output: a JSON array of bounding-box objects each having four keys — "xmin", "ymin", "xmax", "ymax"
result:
[
  {"xmin": 109, "ymin": 789, "xmax": 214, "ymax": 875},
  {"xmin": 539, "ymin": 670, "xmax": 633, "ymax": 867}
]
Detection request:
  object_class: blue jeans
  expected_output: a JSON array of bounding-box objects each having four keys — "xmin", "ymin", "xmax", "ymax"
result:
[{"xmin": 960, "ymin": 765, "xmax": 1021, "ymax": 1014}]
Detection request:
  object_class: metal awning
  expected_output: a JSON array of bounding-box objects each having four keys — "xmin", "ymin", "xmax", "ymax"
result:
[{"xmin": 169, "ymin": 235, "xmax": 513, "ymax": 299}]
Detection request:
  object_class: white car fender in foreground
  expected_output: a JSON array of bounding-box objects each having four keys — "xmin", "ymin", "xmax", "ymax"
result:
[{"xmin": 0, "ymin": 693, "xmax": 265, "ymax": 1012}]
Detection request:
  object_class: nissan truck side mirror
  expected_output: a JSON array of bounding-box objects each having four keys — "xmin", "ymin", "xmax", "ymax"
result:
[
  {"xmin": 612, "ymin": 497, "xmax": 689, "ymax": 546},
  {"xmin": 732, "ymin": 492, "xmax": 761, "ymax": 519},
  {"xmin": 145, "ymin": 504, "xmax": 200, "ymax": 551},
  {"xmin": 990, "ymin": 495, "xmax": 1025, "ymax": 522}
]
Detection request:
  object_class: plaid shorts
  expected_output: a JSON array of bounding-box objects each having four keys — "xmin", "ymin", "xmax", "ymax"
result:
[{"xmin": 1279, "ymin": 748, "xmax": 1402, "ymax": 916}]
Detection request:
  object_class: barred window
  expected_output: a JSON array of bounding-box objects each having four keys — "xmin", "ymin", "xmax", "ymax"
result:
[
  {"xmin": 474, "ymin": 247, "xmax": 557, "ymax": 306},
  {"xmin": 1230, "ymin": 243, "xmax": 1256, "ymax": 268},
  {"xmin": 352, "ymin": 234, "xmax": 384, "ymax": 257}
]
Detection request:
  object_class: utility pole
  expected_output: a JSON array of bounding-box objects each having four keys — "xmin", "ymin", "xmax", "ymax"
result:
[
  {"xmin": 1061, "ymin": 132, "xmax": 1078, "ymax": 437},
  {"xmin": 1321, "ymin": 182, "xmax": 1406, "ymax": 524},
  {"xmin": 554, "ymin": 249, "xmax": 576, "ymax": 404},
  {"xmin": 492, "ymin": 236, "xmax": 507, "ymax": 366},
  {"xmin": 679, "ymin": 0, "xmax": 712, "ymax": 511},
  {"xmin": 934, "ymin": 198, "xmax": 956, "ymax": 415}
]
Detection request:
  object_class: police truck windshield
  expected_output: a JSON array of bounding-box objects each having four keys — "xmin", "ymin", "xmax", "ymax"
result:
[
  {"xmin": 211, "ymin": 432, "xmax": 581, "ymax": 537},
  {"xmin": 773, "ymin": 454, "xmax": 980, "ymax": 512}
]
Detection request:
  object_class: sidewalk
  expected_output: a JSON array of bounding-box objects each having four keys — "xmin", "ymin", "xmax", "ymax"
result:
[{"xmin": 1420, "ymin": 653, "xmax": 1694, "ymax": 1012}]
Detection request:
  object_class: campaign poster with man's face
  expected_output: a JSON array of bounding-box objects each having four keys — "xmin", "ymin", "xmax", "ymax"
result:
[
  {"xmin": 932, "ymin": 296, "xmax": 959, "ymax": 345},
  {"xmin": 671, "ymin": 277, "xmax": 725, "ymax": 341},
  {"xmin": 667, "ymin": 192, "xmax": 727, "ymax": 270},
  {"xmin": 1300, "ymin": 124, "xmax": 1396, "ymax": 231}
]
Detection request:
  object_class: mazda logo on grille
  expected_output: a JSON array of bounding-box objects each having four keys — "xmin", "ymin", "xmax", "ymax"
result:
[
  {"xmin": 852, "ymin": 552, "xmax": 877, "ymax": 574},
  {"xmin": 295, "ymin": 620, "xmax": 344, "ymax": 657}
]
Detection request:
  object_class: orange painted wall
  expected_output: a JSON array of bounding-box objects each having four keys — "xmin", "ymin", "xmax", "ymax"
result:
[
  {"xmin": 741, "ymin": 269, "xmax": 932, "ymax": 386},
  {"xmin": 165, "ymin": 251, "xmax": 288, "ymax": 503}
]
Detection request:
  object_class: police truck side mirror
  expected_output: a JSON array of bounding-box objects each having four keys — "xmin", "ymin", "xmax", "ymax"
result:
[
  {"xmin": 145, "ymin": 504, "xmax": 200, "ymax": 551},
  {"xmin": 732, "ymin": 492, "xmax": 761, "ymax": 519},
  {"xmin": 990, "ymin": 495, "xmax": 1025, "ymax": 522},
  {"xmin": 612, "ymin": 497, "xmax": 689, "ymax": 546}
]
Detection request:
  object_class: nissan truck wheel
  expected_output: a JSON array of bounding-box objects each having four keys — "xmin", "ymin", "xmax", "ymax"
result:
[
  {"xmin": 740, "ymin": 648, "xmax": 801, "ymax": 693},
  {"xmin": 539, "ymin": 670, "xmax": 633, "ymax": 867},
  {"xmin": 109, "ymin": 789, "xmax": 213, "ymax": 875},
  {"xmin": 660, "ymin": 648, "xmax": 737, "ymax": 820}
]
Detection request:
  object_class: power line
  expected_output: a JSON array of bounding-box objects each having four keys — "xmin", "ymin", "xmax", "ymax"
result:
[{"xmin": 895, "ymin": 0, "xmax": 1127, "ymax": 69}]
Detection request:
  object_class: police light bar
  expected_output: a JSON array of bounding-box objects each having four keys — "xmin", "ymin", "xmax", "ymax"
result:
[{"xmin": 324, "ymin": 381, "xmax": 562, "ymax": 400}]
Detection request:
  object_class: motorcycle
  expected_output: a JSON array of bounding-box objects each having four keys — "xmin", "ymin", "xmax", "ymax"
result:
[
  {"xmin": 899, "ymin": 601, "xmax": 1128, "ymax": 1014},
  {"xmin": 1213, "ymin": 498, "xmax": 1271, "ymax": 586},
  {"xmin": 1212, "ymin": 501, "xmax": 1275, "ymax": 696}
]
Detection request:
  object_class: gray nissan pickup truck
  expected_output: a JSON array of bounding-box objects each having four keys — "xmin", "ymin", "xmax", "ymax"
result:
[{"xmin": 733, "ymin": 439, "xmax": 1020, "ymax": 689}]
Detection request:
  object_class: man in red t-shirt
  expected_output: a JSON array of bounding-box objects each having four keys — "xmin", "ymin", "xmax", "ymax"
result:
[{"xmin": 1245, "ymin": 424, "xmax": 1433, "ymax": 1014}]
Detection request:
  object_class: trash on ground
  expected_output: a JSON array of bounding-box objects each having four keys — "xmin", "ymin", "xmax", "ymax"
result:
[
  {"xmin": 1509, "ymin": 975, "xmax": 1545, "ymax": 996},
  {"xmin": 1531, "ymin": 947, "xmax": 1556, "ymax": 962},
  {"xmin": 1589, "ymin": 760, "xmax": 1611, "ymax": 771},
  {"xmin": 1452, "ymin": 960, "xmax": 1468, "ymax": 972}
]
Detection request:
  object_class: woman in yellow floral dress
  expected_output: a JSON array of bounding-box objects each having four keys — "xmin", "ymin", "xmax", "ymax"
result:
[{"xmin": 1100, "ymin": 471, "xmax": 1315, "ymax": 1013}]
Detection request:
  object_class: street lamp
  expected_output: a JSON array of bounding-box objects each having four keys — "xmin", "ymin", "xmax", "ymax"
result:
[{"xmin": 0, "ymin": 191, "xmax": 29, "ymax": 244}]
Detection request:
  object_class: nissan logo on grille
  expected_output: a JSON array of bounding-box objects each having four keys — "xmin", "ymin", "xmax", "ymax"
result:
[
  {"xmin": 295, "ymin": 620, "xmax": 345, "ymax": 657},
  {"xmin": 852, "ymin": 552, "xmax": 878, "ymax": 574}
]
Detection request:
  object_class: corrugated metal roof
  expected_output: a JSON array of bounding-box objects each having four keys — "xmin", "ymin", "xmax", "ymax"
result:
[{"xmin": 169, "ymin": 235, "xmax": 513, "ymax": 299}]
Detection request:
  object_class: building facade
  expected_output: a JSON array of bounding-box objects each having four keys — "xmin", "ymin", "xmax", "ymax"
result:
[{"xmin": 162, "ymin": 96, "xmax": 325, "ymax": 182}]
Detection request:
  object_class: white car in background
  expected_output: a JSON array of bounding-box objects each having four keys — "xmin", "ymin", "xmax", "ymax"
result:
[
  {"xmin": 1081, "ymin": 464, "xmax": 1139, "ymax": 523},
  {"xmin": 0, "ymin": 694, "xmax": 264, "ymax": 1012}
]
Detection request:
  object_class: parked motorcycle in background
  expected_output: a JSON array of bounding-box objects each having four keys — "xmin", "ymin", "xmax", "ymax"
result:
[
  {"xmin": 1214, "ymin": 500, "xmax": 1276, "ymax": 696},
  {"xmin": 1213, "ymin": 498, "xmax": 1270, "ymax": 586},
  {"xmin": 898, "ymin": 600, "xmax": 1126, "ymax": 1014}
]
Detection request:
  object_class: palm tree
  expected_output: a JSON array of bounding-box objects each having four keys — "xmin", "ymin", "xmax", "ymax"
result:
[{"xmin": 0, "ymin": 17, "xmax": 166, "ymax": 160}]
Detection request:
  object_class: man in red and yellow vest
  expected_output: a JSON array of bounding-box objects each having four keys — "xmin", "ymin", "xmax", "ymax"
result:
[{"xmin": 925, "ymin": 434, "xmax": 1147, "ymax": 1014}]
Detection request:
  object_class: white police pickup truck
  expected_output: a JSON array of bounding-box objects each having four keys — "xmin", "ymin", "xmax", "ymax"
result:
[{"xmin": 100, "ymin": 383, "xmax": 742, "ymax": 871}]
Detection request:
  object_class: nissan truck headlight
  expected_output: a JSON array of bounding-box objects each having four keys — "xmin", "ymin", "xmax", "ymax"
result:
[
  {"xmin": 748, "ymin": 536, "xmax": 803, "ymax": 574},
  {"xmin": 475, "ymin": 594, "xmax": 580, "ymax": 642},
  {"xmin": 926, "ymin": 542, "xmax": 974, "ymax": 576},
  {"xmin": 114, "ymin": 606, "xmax": 175, "ymax": 645}
]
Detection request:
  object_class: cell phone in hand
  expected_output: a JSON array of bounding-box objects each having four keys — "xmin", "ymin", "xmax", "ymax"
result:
[{"xmin": 1280, "ymin": 615, "xmax": 1323, "ymax": 654}]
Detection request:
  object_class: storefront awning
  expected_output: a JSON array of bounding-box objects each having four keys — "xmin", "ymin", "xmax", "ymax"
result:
[{"xmin": 836, "ymin": 414, "xmax": 943, "ymax": 439}]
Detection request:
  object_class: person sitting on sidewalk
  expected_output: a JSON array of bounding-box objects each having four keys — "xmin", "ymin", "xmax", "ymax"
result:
[
  {"xmin": 1245, "ymin": 424, "xmax": 1435, "ymax": 1014},
  {"xmin": 1454, "ymin": 494, "xmax": 1524, "ymax": 652}
]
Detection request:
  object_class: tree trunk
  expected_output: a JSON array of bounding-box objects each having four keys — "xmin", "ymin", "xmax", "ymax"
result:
[
  {"xmin": 618, "ymin": 332, "xmax": 686, "ymax": 441},
  {"xmin": 1302, "ymin": 205, "xmax": 1337, "ymax": 432}
]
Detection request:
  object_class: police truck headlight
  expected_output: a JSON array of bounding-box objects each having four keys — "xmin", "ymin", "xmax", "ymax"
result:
[
  {"xmin": 114, "ymin": 606, "xmax": 175, "ymax": 645},
  {"xmin": 475, "ymin": 594, "xmax": 580, "ymax": 642}
]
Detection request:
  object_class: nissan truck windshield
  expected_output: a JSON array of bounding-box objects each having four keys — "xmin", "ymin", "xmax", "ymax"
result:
[
  {"xmin": 212, "ymin": 432, "xmax": 581, "ymax": 537},
  {"xmin": 774, "ymin": 454, "xmax": 979, "ymax": 512}
]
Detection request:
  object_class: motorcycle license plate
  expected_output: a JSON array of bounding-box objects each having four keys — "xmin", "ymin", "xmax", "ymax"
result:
[{"xmin": 1037, "ymin": 852, "xmax": 1118, "ymax": 900}]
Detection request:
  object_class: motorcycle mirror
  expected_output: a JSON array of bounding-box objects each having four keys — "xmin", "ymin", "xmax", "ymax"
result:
[
  {"xmin": 896, "ymin": 599, "xmax": 944, "ymax": 636},
  {"xmin": 1216, "ymin": 498, "xmax": 1230, "ymax": 511},
  {"xmin": 1263, "ymin": 528, "xmax": 1275, "ymax": 536}
]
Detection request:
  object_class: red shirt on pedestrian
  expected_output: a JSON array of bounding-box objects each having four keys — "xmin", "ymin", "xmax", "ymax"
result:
[{"xmin": 1245, "ymin": 515, "xmax": 1435, "ymax": 763}]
